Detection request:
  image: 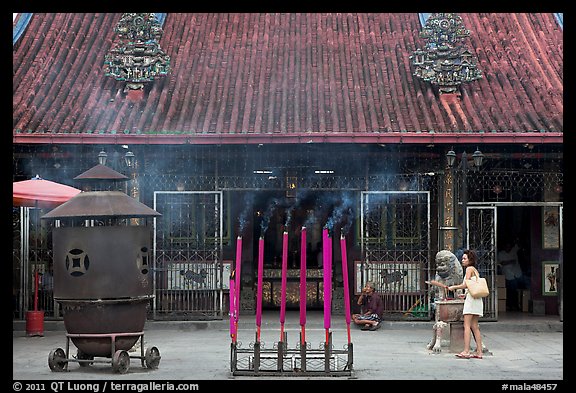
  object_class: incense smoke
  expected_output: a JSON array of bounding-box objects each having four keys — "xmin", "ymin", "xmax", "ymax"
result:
[
  {"xmin": 238, "ymin": 193, "xmax": 255, "ymax": 234},
  {"xmin": 326, "ymin": 192, "xmax": 355, "ymax": 234},
  {"xmin": 284, "ymin": 189, "xmax": 308, "ymax": 229},
  {"xmin": 260, "ymin": 197, "xmax": 281, "ymax": 234},
  {"xmin": 303, "ymin": 206, "xmax": 318, "ymax": 228}
]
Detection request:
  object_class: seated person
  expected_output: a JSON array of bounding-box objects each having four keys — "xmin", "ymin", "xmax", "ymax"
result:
[{"xmin": 352, "ymin": 281, "xmax": 384, "ymax": 331}]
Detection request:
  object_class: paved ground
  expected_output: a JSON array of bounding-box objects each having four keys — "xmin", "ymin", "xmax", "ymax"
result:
[{"xmin": 13, "ymin": 311, "xmax": 564, "ymax": 386}]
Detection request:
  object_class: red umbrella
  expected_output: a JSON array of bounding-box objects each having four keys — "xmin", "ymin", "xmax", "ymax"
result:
[
  {"xmin": 13, "ymin": 175, "xmax": 81, "ymax": 327},
  {"xmin": 13, "ymin": 175, "xmax": 81, "ymax": 208}
]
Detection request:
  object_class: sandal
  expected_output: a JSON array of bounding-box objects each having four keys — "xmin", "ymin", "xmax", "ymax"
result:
[
  {"xmin": 471, "ymin": 354, "xmax": 483, "ymax": 359},
  {"xmin": 455, "ymin": 352, "xmax": 471, "ymax": 359},
  {"xmin": 369, "ymin": 322, "xmax": 382, "ymax": 331}
]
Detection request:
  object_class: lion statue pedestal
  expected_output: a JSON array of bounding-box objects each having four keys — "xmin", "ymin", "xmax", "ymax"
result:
[{"xmin": 427, "ymin": 299, "xmax": 465, "ymax": 353}]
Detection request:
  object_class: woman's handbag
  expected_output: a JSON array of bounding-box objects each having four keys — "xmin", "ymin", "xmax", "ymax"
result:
[{"xmin": 465, "ymin": 270, "xmax": 490, "ymax": 298}]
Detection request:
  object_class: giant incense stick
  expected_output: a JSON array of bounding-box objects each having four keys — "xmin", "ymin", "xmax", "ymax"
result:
[
  {"xmin": 300, "ymin": 227, "xmax": 307, "ymax": 343},
  {"xmin": 229, "ymin": 271, "xmax": 236, "ymax": 342},
  {"xmin": 340, "ymin": 234, "xmax": 352, "ymax": 344},
  {"xmin": 256, "ymin": 236, "xmax": 264, "ymax": 341},
  {"xmin": 280, "ymin": 231, "xmax": 288, "ymax": 341},
  {"xmin": 322, "ymin": 228, "xmax": 332, "ymax": 343},
  {"xmin": 234, "ymin": 236, "xmax": 242, "ymax": 331}
]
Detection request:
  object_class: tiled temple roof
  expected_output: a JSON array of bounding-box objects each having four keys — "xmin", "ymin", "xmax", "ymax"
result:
[{"xmin": 13, "ymin": 13, "xmax": 563, "ymax": 145}]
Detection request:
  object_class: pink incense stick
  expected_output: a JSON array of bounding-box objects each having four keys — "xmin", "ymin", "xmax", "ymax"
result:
[
  {"xmin": 340, "ymin": 234, "xmax": 352, "ymax": 343},
  {"xmin": 234, "ymin": 236, "xmax": 242, "ymax": 324},
  {"xmin": 323, "ymin": 228, "xmax": 332, "ymax": 333},
  {"xmin": 328, "ymin": 231, "xmax": 333, "ymax": 324},
  {"xmin": 229, "ymin": 273, "xmax": 236, "ymax": 341},
  {"xmin": 256, "ymin": 237, "xmax": 264, "ymax": 340},
  {"xmin": 300, "ymin": 227, "xmax": 307, "ymax": 328},
  {"xmin": 280, "ymin": 231, "xmax": 288, "ymax": 340}
]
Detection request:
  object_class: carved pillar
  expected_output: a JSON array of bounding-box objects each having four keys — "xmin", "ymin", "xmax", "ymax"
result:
[{"xmin": 440, "ymin": 170, "xmax": 457, "ymax": 252}]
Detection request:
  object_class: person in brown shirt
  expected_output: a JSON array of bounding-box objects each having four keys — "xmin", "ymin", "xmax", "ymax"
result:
[{"xmin": 352, "ymin": 281, "xmax": 384, "ymax": 331}]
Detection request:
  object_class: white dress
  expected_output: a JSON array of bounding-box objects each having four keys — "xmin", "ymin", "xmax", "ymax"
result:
[{"xmin": 463, "ymin": 275, "xmax": 484, "ymax": 316}]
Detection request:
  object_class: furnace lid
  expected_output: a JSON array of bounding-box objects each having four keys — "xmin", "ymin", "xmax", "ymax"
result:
[
  {"xmin": 73, "ymin": 164, "xmax": 129, "ymax": 181},
  {"xmin": 41, "ymin": 191, "xmax": 161, "ymax": 219}
]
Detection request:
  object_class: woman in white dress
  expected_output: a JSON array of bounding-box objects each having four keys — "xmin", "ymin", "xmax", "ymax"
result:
[{"xmin": 448, "ymin": 250, "xmax": 484, "ymax": 359}]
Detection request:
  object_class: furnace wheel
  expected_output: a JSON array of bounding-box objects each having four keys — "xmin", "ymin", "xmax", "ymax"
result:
[
  {"xmin": 112, "ymin": 350, "xmax": 130, "ymax": 374},
  {"xmin": 77, "ymin": 349, "xmax": 94, "ymax": 367},
  {"xmin": 48, "ymin": 348, "xmax": 67, "ymax": 372},
  {"xmin": 145, "ymin": 346, "xmax": 161, "ymax": 369}
]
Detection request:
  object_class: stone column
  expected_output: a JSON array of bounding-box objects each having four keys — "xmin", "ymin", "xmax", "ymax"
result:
[{"xmin": 440, "ymin": 170, "xmax": 457, "ymax": 252}]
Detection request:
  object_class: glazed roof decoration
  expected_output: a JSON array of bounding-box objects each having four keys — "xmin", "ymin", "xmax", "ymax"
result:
[
  {"xmin": 103, "ymin": 13, "xmax": 170, "ymax": 92},
  {"xmin": 411, "ymin": 13, "xmax": 482, "ymax": 95}
]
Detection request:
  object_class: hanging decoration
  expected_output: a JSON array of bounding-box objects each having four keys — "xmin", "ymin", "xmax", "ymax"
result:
[
  {"xmin": 103, "ymin": 13, "xmax": 170, "ymax": 93},
  {"xmin": 410, "ymin": 13, "xmax": 482, "ymax": 94}
]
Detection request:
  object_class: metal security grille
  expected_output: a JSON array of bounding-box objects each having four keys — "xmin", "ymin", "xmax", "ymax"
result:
[
  {"xmin": 13, "ymin": 207, "xmax": 59, "ymax": 320},
  {"xmin": 360, "ymin": 191, "xmax": 431, "ymax": 320},
  {"xmin": 466, "ymin": 170, "xmax": 563, "ymax": 203},
  {"xmin": 153, "ymin": 191, "xmax": 224, "ymax": 320},
  {"xmin": 467, "ymin": 206, "xmax": 497, "ymax": 320}
]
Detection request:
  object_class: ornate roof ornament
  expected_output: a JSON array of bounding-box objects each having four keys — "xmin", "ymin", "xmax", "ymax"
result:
[
  {"xmin": 410, "ymin": 13, "xmax": 482, "ymax": 95},
  {"xmin": 104, "ymin": 13, "xmax": 170, "ymax": 94}
]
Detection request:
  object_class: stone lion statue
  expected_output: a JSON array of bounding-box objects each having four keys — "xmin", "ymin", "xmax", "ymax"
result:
[
  {"xmin": 430, "ymin": 250, "xmax": 463, "ymax": 300},
  {"xmin": 427, "ymin": 250, "xmax": 464, "ymax": 353}
]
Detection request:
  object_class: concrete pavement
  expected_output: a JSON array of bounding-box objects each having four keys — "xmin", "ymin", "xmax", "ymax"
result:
[{"xmin": 13, "ymin": 311, "xmax": 563, "ymax": 382}]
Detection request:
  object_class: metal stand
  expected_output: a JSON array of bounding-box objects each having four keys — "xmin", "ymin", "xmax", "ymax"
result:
[
  {"xmin": 48, "ymin": 332, "xmax": 161, "ymax": 374},
  {"xmin": 231, "ymin": 331, "xmax": 354, "ymax": 377}
]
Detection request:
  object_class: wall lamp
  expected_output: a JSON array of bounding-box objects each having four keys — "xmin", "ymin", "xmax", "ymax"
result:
[{"xmin": 446, "ymin": 147, "xmax": 484, "ymax": 170}]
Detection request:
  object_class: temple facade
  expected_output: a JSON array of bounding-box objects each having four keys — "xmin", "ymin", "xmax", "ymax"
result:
[{"xmin": 13, "ymin": 13, "xmax": 563, "ymax": 321}]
